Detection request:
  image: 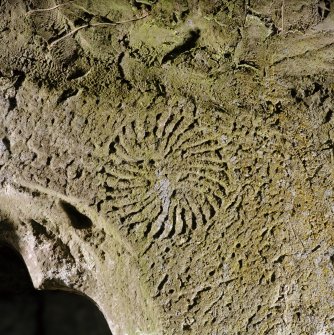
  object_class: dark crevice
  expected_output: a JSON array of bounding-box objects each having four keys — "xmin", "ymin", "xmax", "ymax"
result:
[
  {"xmin": 199, "ymin": 206, "xmax": 207, "ymax": 225},
  {"xmin": 295, "ymin": 311, "xmax": 301, "ymax": 321},
  {"xmin": 318, "ymin": 0, "xmax": 331, "ymax": 19},
  {"xmin": 180, "ymin": 207, "xmax": 187, "ymax": 234},
  {"xmin": 324, "ymin": 109, "xmax": 333, "ymax": 123},
  {"xmin": 218, "ymin": 184, "xmax": 226, "ymax": 197},
  {"xmin": 290, "ymin": 88, "xmax": 297, "ymax": 98},
  {"xmin": 167, "ymin": 206, "xmax": 177, "ymax": 238},
  {"xmin": 215, "ymin": 149, "xmax": 223, "ymax": 160},
  {"xmin": 311, "ymin": 244, "xmax": 321, "ymax": 252},
  {"xmin": 96, "ymin": 200, "xmax": 104, "ymax": 212},
  {"xmin": 56, "ymin": 88, "xmax": 79, "ymax": 105},
  {"xmin": 127, "ymin": 221, "xmax": 140, "ymax": 232},
  {"xmin": 12, "ymin": 70, "xmax": 26, "ymax": 90},
  {"xmin": 132, "ymin": 0, "xmax": 153, "ymax": 11},
  {"xmin": 313, "ymin": 82, "xmax": 323, "ymax": 94},
  {"xmin": 8, "ymin": 96, "xmax": 17, "ymax": 111},
  {"xmin": 213, "ymin": 194, "xmax": 222, "ymax": 207},
  {"xmin": 30, "ymin": 219, "xmax": 52, "ymax": 239},
  {"xmin": 157, "ymin": 274, "xmax": 169, "ymax": 292},
  {"xmin": 73, "ymin": 10, "xmax": 94, "ymax": 27},
  {"xmin": 270, "ymin": 272, "xmax": 276, "ymax": 282},
  {"xmin": 116, "ymin": 52, "xmax": 132, "ymax": 89},
  {"xmin": 103, "ymin": 183, "xmax": 114, "ymax": 193},
  {"xmin": 153, "ymin": 218, "xmax": 166, "ymax": 239},
  {"xmin": 207, "ymin": 202, "xmax": 216, "ymax": 219},
  {"xmin": 60, "ymin": 201, "xmax": 93, "ymax": 229},
  {"xmin": 273, "ymin": 254, "xmax": 285, "ymax": 263},
  {"xmin": 6, "ymin": 70, "xmax": 25, "ymax": 112},
  {"xmin": 109, "ymin": 135, "xmax": 120, "ymax": 154},
  {"xmin": 109, "ymin": 136, "xmax": 119, "ymax": 155},
  {"xmin": 155, "ymin": 81, "xmax": 166, "ymax": 97},
  {"xmin": 330, "ymin": 254, "xmax": 334, "ymax": 267},
  {"xmin": 161, "ymin": 114, "xmax": 175, "ymax": 138},
  {"xmin": 144, "ymin": 205, "xmax": 163, "ymax": 237},
  {"xmin": 191, "ymin": 212, "xmax": 197, "ymax": 230},
  {"xmin": 163, "ymin": 116, "xmax": 185, "ymax": 151},
  {"xmin": 153, "ymin": 113, "xmax": 162, "ymax": 136},
  {"xmin": 143, "ymin": 220, "xmax": 153, "ymax": 237},
  {"xmin": 2, "ymin": 136, "xmax": 11, "ymax": 154},
  {"xmin": 67, "ymin": 68, "xmax": 88, "ymax": 80},
  {"xmin": 237, "ymin": 60, "xmax": 259, "ymax": 69},
  {"xmin": 46, "ymin": 156, "xmax": 52, "ymax": 166},
  {"xmin": 162, "ymin": 29, "xmax": 201, "ymax": 63}
]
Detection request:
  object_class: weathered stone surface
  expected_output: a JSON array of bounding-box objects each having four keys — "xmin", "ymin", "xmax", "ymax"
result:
[{"xmin": 0, "ymin": 1, "xmax": 334, "ymax": 334}]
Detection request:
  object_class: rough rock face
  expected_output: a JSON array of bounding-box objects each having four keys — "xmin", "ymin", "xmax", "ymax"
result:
[{"xmin": 0, "ymin": 0, "xmax": 334, "ymax": 334}]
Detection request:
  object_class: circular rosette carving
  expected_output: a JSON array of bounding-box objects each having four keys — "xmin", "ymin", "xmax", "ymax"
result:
[{"xmin": 103, "ymin": 101, "xmax": 229, "ymax": 239}]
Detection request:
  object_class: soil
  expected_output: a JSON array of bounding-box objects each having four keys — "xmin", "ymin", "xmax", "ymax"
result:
[{"xmin": 0, "ymin": 1, "xmax": 334, "ymax": 334}]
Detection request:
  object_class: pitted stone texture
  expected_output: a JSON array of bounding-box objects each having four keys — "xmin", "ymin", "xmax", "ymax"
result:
[
  {"xmin": 97, "ymin": 97, "xmax": 231, "ymax": 241},
  {"xmin": 0, "ymin": 1, "xmax": 334, "ymax": 334}
]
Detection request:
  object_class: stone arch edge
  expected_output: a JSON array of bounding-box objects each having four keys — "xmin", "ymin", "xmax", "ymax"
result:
[{"xmin": 0, "ymin": 181, "xmax": 161, "ymax": 335}]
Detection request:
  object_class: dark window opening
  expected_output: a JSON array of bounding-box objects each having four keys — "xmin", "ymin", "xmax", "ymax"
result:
[{"xmin": 0, "ymin": 244, "xmax": 112, "ymax": 335}]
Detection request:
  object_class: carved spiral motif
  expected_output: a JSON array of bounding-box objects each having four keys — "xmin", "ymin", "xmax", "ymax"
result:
[{"xmin": 104, "ymin": 102, "xmax": 229, "ymax": 239}]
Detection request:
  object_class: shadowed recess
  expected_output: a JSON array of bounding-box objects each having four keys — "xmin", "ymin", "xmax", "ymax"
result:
[
  {"xmin": 59, "ymin": 200, "xmax": 93, "ymax": 229},
  {"xmin": 0, "ymin": 244, "xmax": 33, "ymax": 294},
  {"xmin": 0, "ymin": 244, "xmax": 112, "ymax": 335},
  {"xmin": 161, "ymin": 29, "xmax": 201, "ymax": 63}
]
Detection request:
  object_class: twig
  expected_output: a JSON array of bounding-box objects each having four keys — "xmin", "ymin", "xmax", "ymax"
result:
[
  {"xmin": 49, "ymin": 13, "xmax": 149, "ymax": 47},
  {"xmin": 26, "ymin": 1, "xmax": 75, "ymax": 15},
  {"xmin": 49, "ymin": 24, "xmax": 89, "ymax": 47}
]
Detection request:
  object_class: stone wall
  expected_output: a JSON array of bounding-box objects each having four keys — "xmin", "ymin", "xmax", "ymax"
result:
[{"xmin": 0, "ymin": 1, "xmax": 334, "ymax": 334}]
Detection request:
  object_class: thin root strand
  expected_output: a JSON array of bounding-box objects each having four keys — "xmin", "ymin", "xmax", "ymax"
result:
[
  {"xmin": 48, "ymin": 13, "xmax": 149, "ymax": 48},
  {"xmin": 26, "ymin": 1, "xmax": 75, "ymax": 15}
]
